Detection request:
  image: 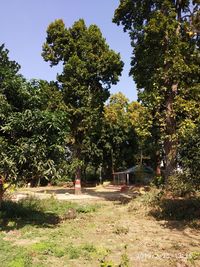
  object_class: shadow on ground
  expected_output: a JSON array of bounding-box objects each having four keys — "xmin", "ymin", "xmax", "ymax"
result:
[
  {"xmin": 149, "ymin": 197, "xmax": 200, "ymax": 230},
  {"xmin": 32, "ymin": 186, "xmax": 134, "ymax": 204},
  {"xmin": 0, "ymin": 200, "xmax": 60, "ymax": 231}
]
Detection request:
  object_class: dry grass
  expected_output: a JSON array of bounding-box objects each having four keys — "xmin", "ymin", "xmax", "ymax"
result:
[{"xmin": 0, "ymin": 187, "xmax": 200, "ymax": 266}]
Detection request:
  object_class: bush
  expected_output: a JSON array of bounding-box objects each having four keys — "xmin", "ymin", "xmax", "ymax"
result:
[
  {"xmin": 149, "ymin": 197, "xmax": 200, "ymax": 220},
  {"xmin": 167, "ymin": 172, "xmax": 195, "ymax": 197},
  {"xmin": 152, "ymin": 175, "xmax": 165, "ymax": 188},
  {"xmin": 179, "ymin": 120, "xmax": 200, "ymax": 190}
]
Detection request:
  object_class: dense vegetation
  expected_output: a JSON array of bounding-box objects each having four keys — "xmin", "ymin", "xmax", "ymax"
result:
[
  {"xmin": 0, "ymin": 0, "xmax": 200, "ymax": 200},
  {"xmin": 114, "ymin": 0, "xmax": 200, "ymax": 187}
]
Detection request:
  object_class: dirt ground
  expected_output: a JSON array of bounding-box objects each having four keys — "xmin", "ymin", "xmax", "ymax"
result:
[
  {"xmin": 13, "ymin": 184, "xmax": 134, "ymax": 202},
  {"xmin": 9, "ymin": 185, "xmax": 200, "ymax": 266}
]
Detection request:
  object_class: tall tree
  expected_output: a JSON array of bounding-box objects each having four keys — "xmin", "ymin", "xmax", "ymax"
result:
[
  {"xmin": 0, "ymin": 44, "xmax": 69, "ymax": 204},
  {"xmin": 0, "ymin": 44, "xmax": 22, "ymax": 204},
  {"xmin": 42, "ymin": 19, "xmax": 123, "ymax": 193},
  {"xmin": 113, "ymin": 0, "xmax": 200, "ymax": 181}
]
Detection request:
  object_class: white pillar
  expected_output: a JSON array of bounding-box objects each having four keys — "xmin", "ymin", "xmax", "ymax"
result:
[{"xmin": 127, "ymin": 173, "xmax": 130, "ymax": 185}]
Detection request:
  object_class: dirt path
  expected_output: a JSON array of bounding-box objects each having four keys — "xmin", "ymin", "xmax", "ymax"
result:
[
  {"xmin": 91, "ymin": 203, "xmax": 200, "ymax": 267},
  {"xmin": 13, "ymin": 185, "xmax": 134, "ymax": 202}
]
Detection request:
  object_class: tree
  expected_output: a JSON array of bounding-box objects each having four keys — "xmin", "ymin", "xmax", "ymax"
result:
[
  {"xmin": 113, "ymin": 0, "xmax": 200, "ymax": 182},
  {"xmin": 0, "ymin": 44, "xmax": 22, "ymax": 204},
  {"xmin": 2, "ymin": 79, "xmax": 69, "ymax": 187},
  {"xmin": 100, "ymin": 93, "xmax": 138, "ymax": 177},
  {"xmin": 0, "ymin": 44, "xmax": 70, "ymax": 204},
  {"xmin": 42, "ymin": 19, "xmax": 123, "ymax": 193}
]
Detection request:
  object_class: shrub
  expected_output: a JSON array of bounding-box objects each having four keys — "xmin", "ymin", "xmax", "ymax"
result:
[
  {"xmin": 167, "ymin": 172, "xmax": 195, "ymax": 197},
  {"xmin": 152, "ymin": 175, "xmax": 165, "ymax": 188}
]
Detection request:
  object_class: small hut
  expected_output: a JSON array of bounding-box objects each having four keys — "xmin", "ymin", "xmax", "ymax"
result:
[{"xmin": 113, "ymin": 165, "xmax": 154, "ymax": 185}]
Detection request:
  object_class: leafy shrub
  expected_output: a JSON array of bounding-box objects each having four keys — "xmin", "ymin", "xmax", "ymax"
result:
[
  {"xmin": 179, "ymin": 120, "xmax": 200, "ymax": 190},
  {"xmin": 167, "ymin": 173, "xmax": 195, "ymax": 197},
  {"xmin": 99, "ymin": 261, "xmax": 114, "ymax": 267},
  {"xmin": 152, "ymin": 175, "xmax": 165, "ymax": 187},
  {"xmin": 128, "ymin": 187, "xmax": 200, "ymax": 221},
  {"xmin": 128, "ymin": 188, "xmax": 164, "ymax": 216}
]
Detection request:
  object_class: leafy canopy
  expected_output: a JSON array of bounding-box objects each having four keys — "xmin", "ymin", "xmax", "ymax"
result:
[{"xmin": 42, "ymin": 19, "xmax": 124, "ymax": 176}]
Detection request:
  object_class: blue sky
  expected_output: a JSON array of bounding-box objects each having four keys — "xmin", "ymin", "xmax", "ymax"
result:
[{"xmin": 0, "ymin": 0, "xmax": 137, "ymax": 101}]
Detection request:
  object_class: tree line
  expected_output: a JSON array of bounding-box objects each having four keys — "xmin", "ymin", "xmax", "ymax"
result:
[{"xmin": 0, "ymin": 0, "xmax": 199, "ymax": 198}]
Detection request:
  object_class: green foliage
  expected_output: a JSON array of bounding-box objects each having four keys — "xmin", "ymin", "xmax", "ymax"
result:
[
  {"xmin": 113, "ymin": 0, "xmax": 200, "ymax": 181},
  {"xmin": 152, "ymin": 175, "xmax": 165, "ymax": 188},
  {"xmin": 8, "ymin": 254, "xmax": 32, "ymax": 267},
  {"xmin": 179, "ymin": 120, "xmax": 200, "ymax": 189},
  {"xmin": 30, "ymin": 241, "xmax": 66, "ymax": 258},
  {"xmin": 99, "ymin": 245, "xmax": 130, "ymax": 267},
  {"xmin": 128, "ymin": 188, "xmax": 200, "ymax": 222},
  {"xmin": 167, "ymin": 173, "xmax": 195, "ymax": 197},
  {"xmin": 188, "ymin": 251, "xmax": 200, "ymax": 265},
  {"xmin": 100, "ymin": 93, "xmax": 139, "ymax": 175},
  {"xmin": 0, "ymin": 44, "xmax": 70, "ymax": 187},
  {"xmin": 76, "ymin": 204, "xmax": 99, "ymax": 214},
  {"xmin": 42, "ymin": 19, "xmax": 123, "ymax": 180},
  {"xmin": 99, "ymin": 261, "xmax": 114, "ymax": 267}
]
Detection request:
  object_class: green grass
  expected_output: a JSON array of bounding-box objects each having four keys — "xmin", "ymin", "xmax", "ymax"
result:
[
  {"xmin": 1, "ymin": 192, "xmax": 200, "ymax": 267},
  {"xmin": 0, "ymin": 197, "xmax": 103, "ymax": 267},
  {"xmin": 0, "ymin": 196, "xmax": 101, "ymax": 231}
]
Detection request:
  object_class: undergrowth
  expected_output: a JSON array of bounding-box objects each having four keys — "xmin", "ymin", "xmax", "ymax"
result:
[{"xmin": 128, "ymin": 188, "xmax": 200, "ymax": 224}]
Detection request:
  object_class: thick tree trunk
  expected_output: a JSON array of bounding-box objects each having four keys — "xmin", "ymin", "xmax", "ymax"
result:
[
  {"xmin": 164, "ymin": 84, "xmax": 178, "ymax": 182},
  {"xmin": 163, "ymin": 1, "xmax": 181, "ymax": 182}
]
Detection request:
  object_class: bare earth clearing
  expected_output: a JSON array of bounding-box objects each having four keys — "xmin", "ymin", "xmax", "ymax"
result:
[{"xmin": 1, "ymin": 185, "xmax": 200, "ymax": 267}]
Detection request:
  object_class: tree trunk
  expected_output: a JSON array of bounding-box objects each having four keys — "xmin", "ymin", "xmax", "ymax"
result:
[
  {"xmin": 164, "ymin": 84, "xmax": 178, "ymax": 182},
  {"xmin": 73, "ymin": 145, "xmax": 82, "ymax": 195},
  {"xmin": 75, "ymin": 166, "xmax": 82, "ymax": 195},
  {"xmin": 155, "ymin": 150, "xmax": 161, "ymax": 176},
  {"xmin": 111, "ymin": 148, "xmax": 114, "ymax": 174},
  {"xmin": 163, "ymin": 1, "xmax": 181, "ymax": 182},
  {"xmin": 0, "ymin": 180, "xmax": 4, "ymax": 208}
]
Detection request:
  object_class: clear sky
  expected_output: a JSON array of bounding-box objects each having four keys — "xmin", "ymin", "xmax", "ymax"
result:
[{"xmin": 0, "ymin": 0, "xmax": 137, "ymax": 101}]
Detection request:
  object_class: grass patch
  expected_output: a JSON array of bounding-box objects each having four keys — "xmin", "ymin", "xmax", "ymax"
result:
[
  {"xmin": 0, "ymin": 198, "xmax": 60, "ymax": 229},
  {"xmin": 8, "ymin": 254, "xmax": 32, "ymax": 267},
  {"xmin": 30, "ymin": 241, "xmax": 100, "ymax": 261},
  {"xmin": 0, "ymin": 197, "xmax": 100, "ymax": 230},
  {"xmin": 1, "ymin": 188, "xmax": 199, "ymax": 267},
  {"xmin": 0, "ymin": 239, "xmax": 33, "ymax": 267},
  {"xmin": 30, "ymin": 241, "xmax": 65, "ymax": 258}
]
